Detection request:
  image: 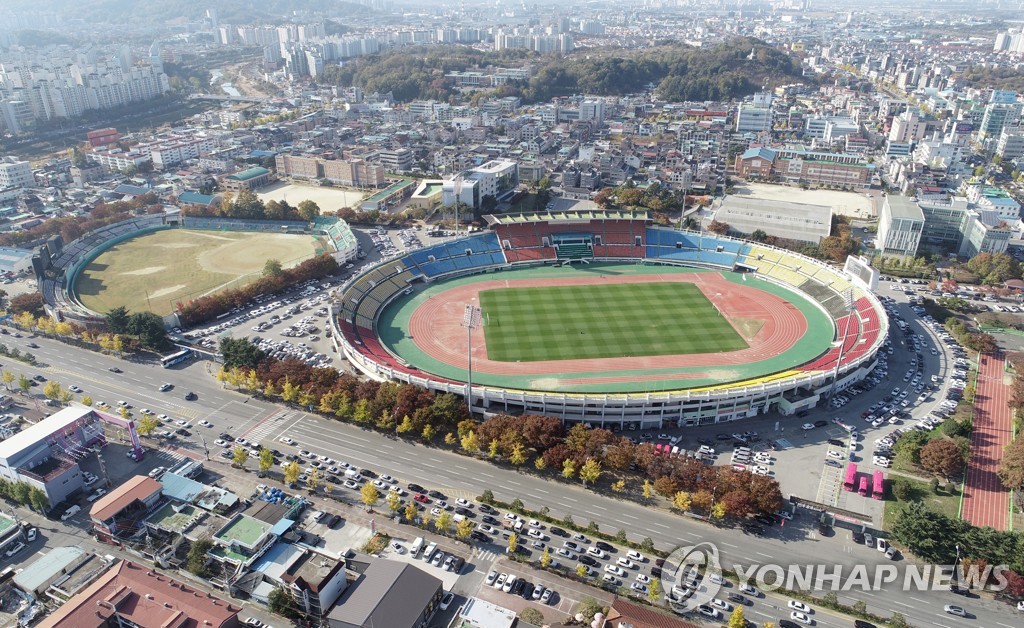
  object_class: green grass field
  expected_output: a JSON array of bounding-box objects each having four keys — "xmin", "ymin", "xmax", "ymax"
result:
[
  {"xmin": 479, "ymin": 282, "xmax": 747, "ymax": 362},
  {"xmin": 76, "ymin": 229, "xmax": 323, "ymax": 315}
]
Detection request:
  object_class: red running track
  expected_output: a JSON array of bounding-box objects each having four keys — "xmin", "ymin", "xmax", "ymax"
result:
[{"xmin": 961, "ymin": 352, "xmax": 1012, "ymax": 530}]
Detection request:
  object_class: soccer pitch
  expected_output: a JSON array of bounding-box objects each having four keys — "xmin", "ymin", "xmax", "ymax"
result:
[
  {"xmin": 479, "ymin": 282, "xmax": 747, "ymax": 362},
  {"xmin": 75, "ymin": 229, "xmax": 323, "ymax": 315}
]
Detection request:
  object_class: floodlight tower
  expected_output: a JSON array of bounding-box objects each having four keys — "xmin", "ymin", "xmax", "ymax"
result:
[{"xmin": 463, "ymin": 304, "xmax": 482, "ymax": 415}]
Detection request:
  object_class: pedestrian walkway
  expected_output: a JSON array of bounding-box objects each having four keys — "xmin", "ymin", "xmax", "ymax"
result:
[
  {"xmin": 241, "ymin": 410, "xmax": 297, "ymax": 445},
  {"xmin": 961, "ymin": 352, "xmax": 1012, "ymax": 530}
]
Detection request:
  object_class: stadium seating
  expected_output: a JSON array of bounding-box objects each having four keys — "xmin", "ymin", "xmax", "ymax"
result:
[{"xmin": 556, "ymin": 243, "xmax": 593, "ymax": 260}]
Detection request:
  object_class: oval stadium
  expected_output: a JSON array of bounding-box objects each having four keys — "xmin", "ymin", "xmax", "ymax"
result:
[{"xmin": 332, "ymin": 211, "xmax": 888, "ymax": 426}]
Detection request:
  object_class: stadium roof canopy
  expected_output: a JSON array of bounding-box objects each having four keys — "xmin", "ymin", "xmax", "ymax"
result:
[{"xmin": 485, "ymin": 209, "xmax": 649, "ymax": 225}]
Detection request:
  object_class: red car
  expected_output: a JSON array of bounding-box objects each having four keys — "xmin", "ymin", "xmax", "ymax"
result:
[{"xmin": 413, "ymin": 493, "xmax": 429, "ymax": 504}]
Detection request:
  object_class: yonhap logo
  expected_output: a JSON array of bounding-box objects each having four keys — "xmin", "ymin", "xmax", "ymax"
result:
[{"xmin": 662, "ymin": 542, "xmax": 723, "ymax": 614}]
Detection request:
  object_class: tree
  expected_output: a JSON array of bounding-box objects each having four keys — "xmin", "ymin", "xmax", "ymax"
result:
[
  {"xmin": 480, "ymin": 489, "xmax": 495, "ymax": 504},
  {"xmin": 998, "ymin": 439, "xmax": 1024, "ymax": 490},
  {"xmin": 284, "ymin": 460, "xmax": 301, "ymax": 484},
  {"xmin": 612, "ymin": 479, "xmax": 626, "ymax": 492},
  {"xmin": 232, "ymin": 446, "xmax": 248, "ymax": 468},
  {"xmin": 642, "ymin": 479, "xmax": 654, "ymax": 501},
  {"xmin": 648, "ymin": 577, "xmax": 662, "ymax": 605},
  {"xmin": 10, "ymin": 292, "xmax": 45, "ymax": 318},
  {"xmin": 186, "ymin": 539, "xmax": 213, "ymax": 577},
  {"xmin": 653, "ymin": 475, "xmax": 678, "ymax": 497},
  {"xmin": 889, "ymin": 612, "xmax": 909, "ymax": 628},
  {"xmin": 461, "ymin": 430, "xmax": 480, "ymax": 453},
  {"xmin": 507, "ymin": 532, "xmax": 518, "ymax": 554},
  {"xmin": 220, "ymin": 337, "xmax": 266, "ymax": 370},
  {"xmin": 434, "ymin": 511, "xmax": 453, "ymax": 534},
  {"xmin": 361, "ymin": 483, "xmax": 380, "ymax": 508},
  {"xmin": 891, "ymin": 478, "xmax": 912, "ymax": 501},
  {"xmin": 307, "ymin": 468, "xmax": 322, "ymax": 491},
  {"xmin": 80, "ymin": 395, "xmax": 93, "ymax": 407},
  {"xmin": 519, "ymin": 608, "xmax": 544, "ymax": 625},
  {"xmin": 252, "ymin": 448, "xmax": 273, "ymax": 475},
  {"xmin": 386, "ymin": 491, "xmax": 402, "ymax": 513},
  {"xmin": 562, "ymin": 458, "xmax": 577, "ymax": 480},
  {"xmin": 1, "ymin": 370, "xmax": 13, "ymax": 391},
  {"xmin": 268, "ymin": 586, "xmax": 298, "ymax": 619},
  {"xmin": 456, "ymin": 517, "xmax": 474, "ymax": 539},
  {"xmin": 579, "ymin": 457, "xmax": 602, "ymax": 486},
  {"xmin": 126, "ymin": 311, "xmax": 168, "ymax": 350},
  {"xmin": 136, "ymin": 414, "xmax": 160, "ymax": 436},
  {"xmin": 673, "ymin": 491, "xmax": 692, "ymax": 512},
  {"xmin": 711, "ymin": 502, "xmax": 727, "ymax": 520},
  {"xmin": 576, "ymin": 563, "xmax": 590, "ymax": 578},
  {"xmin": 42, "ymin": 380, "xmax": 61, "ymax": 400},
  {"xmin": 509, "ymin": 443, "xmax": 527, "ymax": 465},
  {"xmin": 728, "ymin": 607, "xmax": 748, "ymax": 628},
  {"xmin": 540, "ymin": 547, "xmax": 552, "ymax": 568},
  {"xmin": 297, "ymin": 199, "xmax": 321, "ymax": 221},
  {"xmin": 707, "ymin": 220, "xmax": 730, "ymax": 235},
  {"xmin": 105, "ymin": 306, "xmax": 130, "ymax": 333},
  {"xmin": 920, "ymin": 439, "xmax": 965, "ymax": 479},
  {"xmin": 403, "ymin": 501, "xmax": 418, "ymax": 522},
  {"xmin": 263, "ymin": 258, "xmax": 284, "ymax": 277}
]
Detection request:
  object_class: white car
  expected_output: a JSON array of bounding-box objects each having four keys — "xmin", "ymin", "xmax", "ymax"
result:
[
  {"xmin": 279, "ymin": 437, "xmax": 295, "ymax": 445},
  {"xmin": 455, "ymin": 498, "xmax": 472, "ymax": 508},
  {"xmin": 68, "ymin": 385, "xmax": 82, "ymax": 393},
  {"xmin": 140, "ymin": 408, "xmax": 152, "ymax": 415},
  {"xmin": 527, "ymin": 529, "xmax": 544, "ymax": 539},
  {"xmin": 5, "ymin": 542, "xmax": 24, "ymax": 557},
  {"xmin": 343, "ymin": 480, "xmax": 359, "ymax": 490},
  {"xmin": 626, "ymin": 550, "xmax": 644, "ymax": 562},
  {"xmin": 198, "ymin": 420, "xmax": 212, "ymax": 428},
  {"xmin": 790, "ymin": 611, "xmax": 814, "ymax": 625},
  {"xmin": 390, "ymin": 541, "xmax": 405, "ymax": 554},
  {"xmin": 214, "ymin": 439, "xmax": 228, "ymax": 447},
  {"xmin": 788, "ymin": 600, "xmax": 811, "ymax": 613},
  {"xmin": 635, "ymin": 573, "xmax": 650, "ymax": 584},
  {"xmin": 739, "ymin": 583, "xmax": 760, "ymax": 597},
  {"xmin": 776, "ymin": 510, "xmax": 793, "ymax": 521},
  {"xmin": 801, "ymin": 423, "xmax": 815, "ymax": 430},
  {"xmin": 616, "ymin": 557, "xmax": 635, "ymax": 569},
  {"xmin": 373, "ymin": 480, "xmax": 389, "ymax": 490},
  {"xmin": 379, "ymin": 474, "xmax": 395, "ymax": 483},
  {"xmin": 710, "ymin": 598, "xmax": 733, "ymax": 611},
  {"xmin": 175, "ymin": 419, "xmax": 189, "ymax": 426},
  {"xmin": 157, "ymin": 414, "xmax": 170, "ymax": 422},
  {"xmin": 602, "ymin": 561, "xmax": 626, "ymax": 577},
  {"xmin": 158, "ymin": 383, "xmax": 173, "ymax": 391},
  {"xmin": 485, "ymin": 571, "xmax": 498, "ymax": 586}
]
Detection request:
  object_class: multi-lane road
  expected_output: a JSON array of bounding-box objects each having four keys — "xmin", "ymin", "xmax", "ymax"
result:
[{"xmin": 2, "ymin": 311, "xmax": 1022, "ymax": 627}]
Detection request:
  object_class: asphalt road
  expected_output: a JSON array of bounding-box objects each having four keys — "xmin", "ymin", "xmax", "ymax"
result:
[{"xmin": 2, "ymin": 287, "xmax": 1021, "ymax": 627}]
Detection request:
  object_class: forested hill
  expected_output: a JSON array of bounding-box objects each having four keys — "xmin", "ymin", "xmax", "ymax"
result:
[{"xmin": 319, "ymin": 38, "xmax": 807, "ymax": 104}]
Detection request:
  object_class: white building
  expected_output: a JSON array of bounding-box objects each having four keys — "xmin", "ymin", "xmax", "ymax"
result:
[
  {"xmin": 736, "ymin": 104, "xmax": 772, "ymax": 134},
  {"xmin": 0, "ymin": 157, "xmax": 32, "ymax": 189},
  {"xmin": 877, "ymin": 195, "xmax": 924, "ymax": 258},
  {"xmin": 441, "ymin": 160, "xmax": 519, "ymax": 210}
]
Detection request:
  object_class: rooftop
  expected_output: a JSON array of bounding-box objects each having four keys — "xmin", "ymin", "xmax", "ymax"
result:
[
  {"xmin": 455, "ymin": 597, "xmax": 517, "ymax": 628},
  {"xmin": 226, "ymin": 166, "xmax": 270, "ymax": 182},
  {"xmin": 37, "ymin": 559, "xmax": 241, "ymax": 628},
  {"xmin": 0, "ymin": 406, "xmax": 94, "ymax": 464},
  {"xmin": 326, "ymin": 558, "xmax": 441, "ymax": 628},
  {"xmin": 13, "ymin": 546, "xmax": 88, "ymax": 594},
  {"xmin": 90, "ymin": 476, "xmax": 162, "ymax": 522},
  {"xmin": 213, "ymin": 513, "xmax": 271, "ymax": 549},
  {"xmin": 485, "ymin": 209, "xmax": 649, "ymax": 225},
  {"xmin": 145, "ymin": 501, "xmax": 199, "ymax": 533},
  {"xmin": 885, "ymin": 195, "xmax": 925, "ymax": 222}
]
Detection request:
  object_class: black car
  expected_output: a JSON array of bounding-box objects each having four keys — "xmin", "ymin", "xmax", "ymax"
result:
[
  {"xmin": 449, "ymin": 556, "xmax": 465, "ymax": 573},
  {"xmin": 407, "ymin": 483, "xmax": 425, "ymax": 493},
  {"xmin": 33, "ymin": 375, "xmax": 46, "ymax": 381},
  {"xmin": 715, "ymin": 433, "xmax": 732, "ymax": 441},
  {"xmin": 478, "ymin": 503, "xmax": 496, "ymax": 514},
  {"xmin": 175, "ymin": 428, "xmax": 190, "ymax": 436},
  {"xmin": 827, "ymin": 438, "xmax": 845, "ymax": 447},
  {"xmin": 327, "ymin": 514, "xmax": 342, "ymax": 528},
  {"xmin": 854, "ymin": 621, "xmax": 878, "ymax": 628},
  {"xmin": 549, "ymin": 526, "xmax": 567, "ymax": 537},
  {"xmin": 949, "ymin": 584, "xmax": 968, "ymax": 596},
  {"xmin": 754, "ymin": 514, "xmax": 775, "ymax": 526},
  {"xmin": 697, "ymin": 438, "xmax": 715, "ymax": 447},
  {"xmin": 655, "ymin": 558, "xmax": 666, "ymax": 567},
  {"xmin": 428, "ymin": 490, "xmax": 447, "ymax": 500},
  {"xmin": 594, "ymin": 541, "xmax": 613, "ymax": 552},
  {"xmin": 727, "ymin": 592, "xmax": 748, "ymax": 605},
  {"xmin": 481, "ymin": 515, "xmax": 499, "ymax": 525},
  {"xmin": 184, "ymin": 392, "xmax": 197, "ymax": 400},
  {"xmin": 852, "ymin": 531, "xmax": 865, "ymax": 544},
  {"xmin": 108, "ymin": 367, "xmax": 122, "ymax": 373},
  {"xmin": 814, "ymin": 420, "xmax": 828, "ymax": 428},
  {"xmin": 470, "ymin": 531, "xmax": 489, "ymax": 542},
  {"xmin": 520, "ymin": 582, "xmax": 535, "ymax": 599},
  {"xmin": 360, "ymin": 469, "xmax": 376, "ymax": 478},
  {"xmin": 454, "ymin": 507, "xmax": 475, "ymax": 518},
  {"xmin": 510, "ymin": 578, "xmax": 526, "ymax": 596},
  {"xmin": 579, "ymin": 555, "xmax": 597, "ymax": 567},
  {"xmin": 220, "ymin": 433, "xmax": 234, "ymax": 441},
  {"xmin": 779, "ymin": 621, "xmax": 801, "ymax": 628}
]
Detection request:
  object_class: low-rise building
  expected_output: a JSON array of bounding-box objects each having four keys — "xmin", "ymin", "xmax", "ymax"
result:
[
  {"xmin": 326, "ymin": 558, "xmax": 442, "ymax": 628},
  {"xmin": 222, "ymin": 166, "xmax": 274, "ymax": 192}
]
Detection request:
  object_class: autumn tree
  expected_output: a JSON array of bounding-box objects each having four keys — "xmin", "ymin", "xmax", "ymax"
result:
[
  {"xmin": 361, "ymin": 483, "xmax": 380, "ymax": 508},
  {"xmin": 998, "ymin": 439, "xmax": 1024, "ymax": 490},
  {"xmin": 284, "ymin": 461, "xmax": 301, "ymax": 484},
  {"xmin": 232, "ymin": 446, "xmax": 249, "ymax": 468},
  {"xmin": 258, "ymin": 448, "xmax": 274, "ymax": 473},
  {"xmin": 920, "ymin": 439, "xmax": 965, "ymax": 479},
  {"xmin": 579, "ymin": 457, "xmax": 602, "ymax": 486},
  {"xmin": 456, "ymin": 517, "xmax": 474, "ymax": 540}
]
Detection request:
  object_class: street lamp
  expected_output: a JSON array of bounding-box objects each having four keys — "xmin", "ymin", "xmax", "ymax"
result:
[{"xmin": 463, "ymin": 304, "xmax": 482, "ymax": 416}]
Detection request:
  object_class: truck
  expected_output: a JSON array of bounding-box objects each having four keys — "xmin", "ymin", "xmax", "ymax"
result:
[
  {"xmin": 422, "ymin": 542, "xmax": 437, "ymax": 563},
  {"xmin": 410, "ymin": 537, "xmax": 424, "ymax": 558}
]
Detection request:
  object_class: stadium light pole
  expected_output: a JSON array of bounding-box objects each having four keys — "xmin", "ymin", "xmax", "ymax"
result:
[
  {"xmin": 463, "ymin": 304, "xmax": 482, "ymax": 416},
  {"xmin": 827, "ymin": 288, "xmax": 856, "ymax": 402}
]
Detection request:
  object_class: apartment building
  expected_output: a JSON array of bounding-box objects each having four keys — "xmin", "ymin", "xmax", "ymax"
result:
[
  {"xmin": 877, "ymin": 195, "xmax": 924, "ymax": 258},
  {"xmin": 0, "ymin": 157, "xmax": 33, "ymax": 189}
]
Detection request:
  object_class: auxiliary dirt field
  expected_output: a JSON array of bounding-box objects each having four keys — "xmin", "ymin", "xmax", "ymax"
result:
[
  {"xmin": 75, "ymin": 229, "xmax": 322, "ymax": 315},
  {"xmin": 257, "ymin": 182, "xmax": 366, "ymax": 212}
]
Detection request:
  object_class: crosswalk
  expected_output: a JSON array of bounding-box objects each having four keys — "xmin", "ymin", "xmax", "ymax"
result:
[
  {"xmin": 242, "ymin": 410, "xmax": 299, "ymax": 445},
  {"xmin": 474, "ymin": 547, "xmax": 500, "ymax": 564}
]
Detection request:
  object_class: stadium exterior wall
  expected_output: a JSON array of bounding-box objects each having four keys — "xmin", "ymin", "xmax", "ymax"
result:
[{"xmin": 332, "ymin": 234, "xmax": 888, "ymax": 426}]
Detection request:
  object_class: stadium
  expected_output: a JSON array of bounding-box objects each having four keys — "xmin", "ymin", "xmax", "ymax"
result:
[
  {"xmin": 35, "ymin": 214, "xmax": 358, "ymax": 325},
  {"xmin": 332, "ymin": 210, "xmax": 888, "ymax": 426}
]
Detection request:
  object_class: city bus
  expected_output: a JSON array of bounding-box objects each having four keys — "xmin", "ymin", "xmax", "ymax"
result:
[
  {"xmin": 857, "ymin": 476, "xmax": 870, "ymax": 496},
  {"xmin": 843, "ymin": 463, "xmax": 858, "ymax": 492},
  {"xmin": 872, "ymin": 470, "xmax": 885, "ymax": 500},
  {"xmin": 160, "ymin": 348, "xmax": 193, "ymax": 368}
]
